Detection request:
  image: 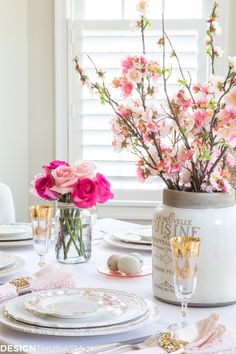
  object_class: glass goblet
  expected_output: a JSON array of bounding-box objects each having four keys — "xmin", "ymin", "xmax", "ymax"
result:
[
  {"xmin": 169, "ymin": 236, "xmax": 201, "ymax": 330},
  {"xmin": 29, "ymin": 205, "xmax": 54, "ymax": 267}
]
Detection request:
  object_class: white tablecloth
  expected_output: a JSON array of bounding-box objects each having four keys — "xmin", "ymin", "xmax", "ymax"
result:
[{"xmin": 0, "ymin": 218, "xmax": 236, "ymax": 354}]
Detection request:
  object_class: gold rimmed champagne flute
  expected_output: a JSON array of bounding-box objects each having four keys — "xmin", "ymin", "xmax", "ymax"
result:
[
  {"xmin": 169, "ymin": 236, "xmax": 201, "ymax": 330},
  {"xmin": 29, "ymin": 205, "xmax": 54, "ymax": 267}
]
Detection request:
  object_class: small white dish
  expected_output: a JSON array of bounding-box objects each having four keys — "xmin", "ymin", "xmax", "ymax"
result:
[{"xmin": 25, "ymin": 292, "xmax": 123, "ymax": 319}]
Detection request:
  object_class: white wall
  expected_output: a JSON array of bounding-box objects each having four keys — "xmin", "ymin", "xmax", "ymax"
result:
[
  {"xmin": 0, "ymin": 0, "xmax": 28, "ymax": 221},
  {"xmin": 229, "ymin": 0, "xmax": 236, "ymax": 55},
  {"xmin": 0, "ymin": 0, "xmax": 55, "ymax": 221},
  {"xmin": 28, "ymin": 0, "xmax": 55, "ymax": 208}
]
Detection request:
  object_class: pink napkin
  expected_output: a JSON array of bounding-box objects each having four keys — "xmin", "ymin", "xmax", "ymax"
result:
[
  {"xmin": 0, "ymin": 264, "xmax": 76, "ymax": 303},
  {"xmin": 125, "ymin": 313, "xmax": 236, "ymax": 353}
]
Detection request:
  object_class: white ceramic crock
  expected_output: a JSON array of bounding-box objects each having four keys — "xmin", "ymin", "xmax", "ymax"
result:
[{"xmin": 152, "ymin": 189, "xmax": 236, "ymax": 306}]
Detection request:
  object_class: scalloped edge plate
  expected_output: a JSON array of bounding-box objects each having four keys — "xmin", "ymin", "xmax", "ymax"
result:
[{"xmin": 0, "ymin": 300, "xmax": 160, "ymax": 336}]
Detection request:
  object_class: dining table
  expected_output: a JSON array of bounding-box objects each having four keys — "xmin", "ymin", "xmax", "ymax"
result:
[{"xmin": 0, "ymin": 218, "xmax": 236, "ymax": 354}]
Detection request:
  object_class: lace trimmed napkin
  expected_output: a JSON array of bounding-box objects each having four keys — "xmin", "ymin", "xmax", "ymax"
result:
[
  {"xmin": 0, "ymin": 264, "xmax": 76, "ymax": 303},
  {"xmin": 124, "ymin": 313, "xmax": 236, "ymax": 354}
]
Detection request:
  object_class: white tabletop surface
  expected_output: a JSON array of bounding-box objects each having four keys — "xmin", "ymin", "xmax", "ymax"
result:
[{"xmin": 0, "ymin": 218, "xmax": 236, "ymax": 354}]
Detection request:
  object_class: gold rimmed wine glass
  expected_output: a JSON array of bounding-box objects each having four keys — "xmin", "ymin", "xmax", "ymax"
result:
[
  {"xmin": 29, "ymin": 205, "xmax": 54, "ymax": 267},
  {"xmin": 169, "ymin": 236, "xmax": 201, "ymax": 330}
]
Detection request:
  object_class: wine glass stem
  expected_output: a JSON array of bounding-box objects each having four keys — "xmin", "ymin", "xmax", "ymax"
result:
[
  {"xmin": 38, "ymin": 254, "xmax": 45, "ymax": 268},
  {"xmin": 180, "ymin": 300, "xmax": 188, "ymax": 320}
]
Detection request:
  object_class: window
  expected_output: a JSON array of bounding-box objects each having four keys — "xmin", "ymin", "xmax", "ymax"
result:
[{"xmin": 55, "ymin": 0, "xmax": 228, "ymax": 220}]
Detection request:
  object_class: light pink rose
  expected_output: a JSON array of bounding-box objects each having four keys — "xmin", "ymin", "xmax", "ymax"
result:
[
  {"xmin": 51, "ymin": 166, "xmax": 78, "ymax": 194},
  {"xmin": 42, "ymin": 160, "xmax": 70, "ymax": 175},
  {"xmin": 74, "ymin": 161, "xmax": 96, "ymax": 179}
]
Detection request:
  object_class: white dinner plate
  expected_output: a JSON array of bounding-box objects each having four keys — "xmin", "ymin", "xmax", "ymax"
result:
[
  {"xmin": 0, "ymin": 224, "xmax": 32, "ymax": 241},
  {"xmin": 25, "ymin": 290, "xmax": 127, "ymax": 319},
  {"xmin": 0, "ymin": 252, "xmax": 16, "ymax": 271},
  {"xmin": 0, "ymin": 234, "xmax": 32, "ymax": 242},
  {"xmin": 5, "ymin": 288, "xmax": 149, "ymax": 329},
  {"xmin": 0, "ymin": 239, "xmax": 33, "ymax": 248},
  {"xmin": 113, "ymin": 232, "xmax": 151, "ymax": 245},
  {"xmin": 103, "ymin": 233, "xmax": 152, "ymax": 251},
  {"xmin": 0, "ymin": 256, "xmax": 25, "ymax": 280},
  {"xmin": 0, "ymin": 225, "xmax": 27, "ymax": 236},
  {"xmin": 1, "ymin": 300, "xmax": 160, "ymax": 336}
]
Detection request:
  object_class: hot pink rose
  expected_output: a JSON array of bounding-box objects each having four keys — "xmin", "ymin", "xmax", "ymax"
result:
[
  {"xmin": 95, "ymin": 173, "xmax": 114, "ymax": 203},
  {"xmin": 74, "ymin": 161, "xmax": 96, "ymax": 179},
  {"xmin": 51, "ymin": 166, "xmax": 78, "ymax": 194},
  {"xmin": 71, "ymin": 178, "xmax": 97, "ymax": 208},
  {"xmin": 35, "ymin": 175, "xmax": 60, "ymax": 200},
  {"xmin": 43, "ymin": 160, "xmax": 70, "ymax": 175}
]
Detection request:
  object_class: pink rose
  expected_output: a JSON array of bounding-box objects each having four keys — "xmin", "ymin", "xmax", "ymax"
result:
[
  {"xmin": 74, "ymin": 161, "xmax": 96, "ymax": 179},
  {"xmin": 51, "ymin": 166, "xmax": 78, "ymax": 194},
  {"xmin": 95, "ymin": 173, "xmax": 114, "ymax": 203},
  {"xmin": 43, "ymin": 160, "xmax": 70, "ymax": 174},
  {"xmin": 35, "ymin": 175, "xmax": 60, "ymax": 200},
  {"xmin": 71, "ymin": 178, "xmax": 97, "ymax": 208}
]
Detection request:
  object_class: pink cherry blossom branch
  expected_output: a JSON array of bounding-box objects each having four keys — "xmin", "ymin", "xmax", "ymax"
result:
[
  {"xmin": 140, "ymin": 16, "xmax": 146, "ymax": 55},
  {"xmin": 163, "ymin": 31, "xmax": 196, "ymax": 106}
]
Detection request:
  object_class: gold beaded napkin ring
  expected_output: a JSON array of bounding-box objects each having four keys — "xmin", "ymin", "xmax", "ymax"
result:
[
  {"xmin": 157, "ymin": 332, "xmax": 189, "ymax": 353},
  {"xmin": 9, "ymin": 276, "xmax": 31, "ymax": 296}
]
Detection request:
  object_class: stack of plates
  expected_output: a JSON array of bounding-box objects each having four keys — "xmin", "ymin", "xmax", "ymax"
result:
[
  {"xmin": 103, "ymin": 226, "xmax": 152, "ymax": 251},
  {"xmin": 0, "ymin": 224, "xmax": 32, "ymax": 247},
  {"xmin": 0, "ymin": 288, "xmax": 160, "ymax": 336},
  {"xmin": 0, "ymin": 252, "xmax": 25, "ymax": 279}
]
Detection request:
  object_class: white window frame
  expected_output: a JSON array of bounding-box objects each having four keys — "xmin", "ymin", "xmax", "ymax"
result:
[{"xmin": 54, "ymin": 0, "xmax": 229, "ymax": 220}]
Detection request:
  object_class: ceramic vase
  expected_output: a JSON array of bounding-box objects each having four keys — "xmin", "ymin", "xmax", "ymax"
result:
[{"xmin": 152, "ymin": 189, "xmax": 236, "ymax": 306}]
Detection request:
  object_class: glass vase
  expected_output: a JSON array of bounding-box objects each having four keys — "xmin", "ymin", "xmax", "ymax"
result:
[{"xmin": 55, "ymin": 203, "xmax": 92, "ymax": 264}]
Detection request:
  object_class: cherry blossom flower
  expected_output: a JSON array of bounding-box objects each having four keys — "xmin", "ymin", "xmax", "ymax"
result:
[{"xmin": 228, "ymin": 56, "xmax": 236, "ymax": 71}]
